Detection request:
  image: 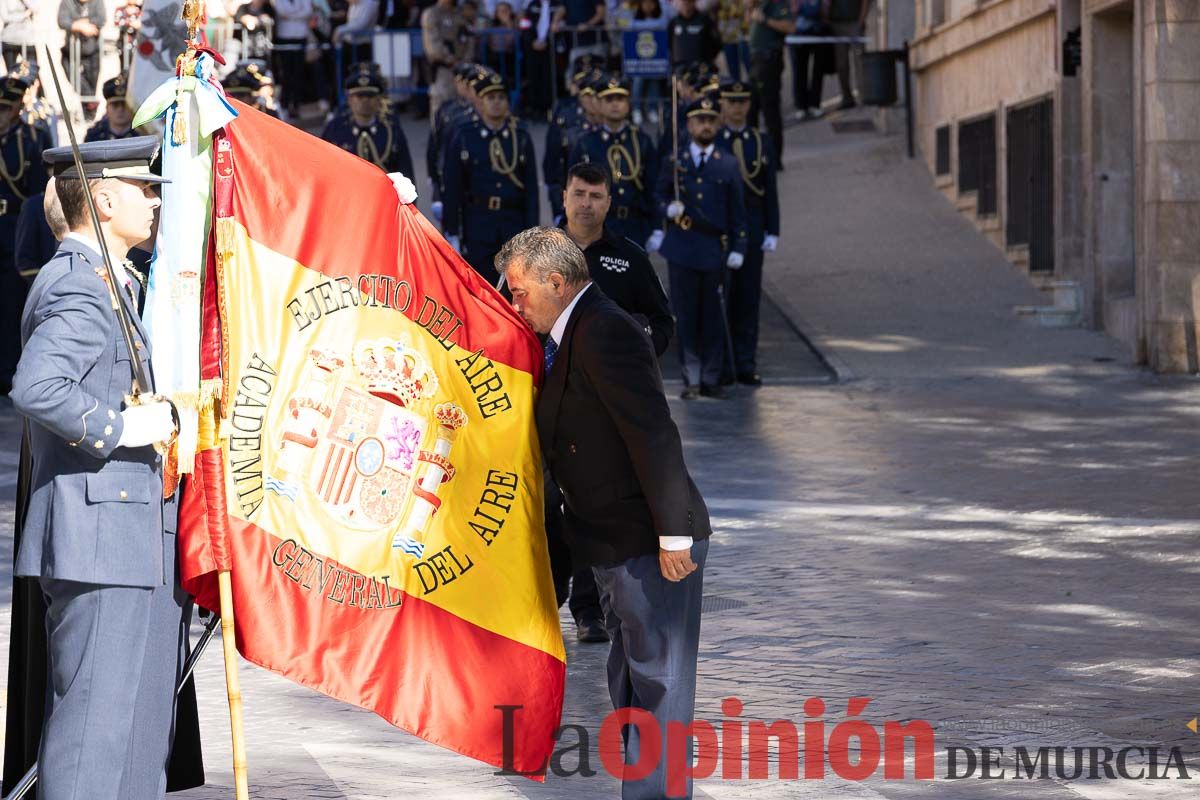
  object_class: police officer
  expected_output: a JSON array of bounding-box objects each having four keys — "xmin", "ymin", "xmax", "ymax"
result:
[
  {"xmin": 9, "ymin": 135, "xmax": 199, "ymax": 799},
  {"xmin": 717, "ymin": 78, "xmax": 778, "ymax": 386},
  {"xmin": 441, "ymin": 71, "xmax": 538, "ymax": 285},
  {"xmin": 321, "ymin": 63, "xmax": 415, "ymax": 180},
  {"xmin": 0, "ymin": 70, "xmax": 50, "ymax": 394},
  {"xmin": 562, "ymin": 161, "xmax": 673, "ymax": 355},
  {"xmin": 85, "ymin": 74, "xmax": 136, "ymax": 142},
  {"xmin": 649, "ymin": 96, "xmax": 747, "ymax": 399},
  {"xmin": 569, "ymin": 76, "xmax": 659, "ymax": 249}
]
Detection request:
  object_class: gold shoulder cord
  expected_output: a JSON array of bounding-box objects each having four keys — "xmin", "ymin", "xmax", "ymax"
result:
[
  {"xmin": 488, "ymin": 118, "xmax": 524, "ymax": 189},
  {"xmin": 356, "ymin": 119, "xmax": 394, "ymax": 170},
  {"xmin": 732, "ymin": 131, "xmax": 764, "ymax": 198},
  {"xmin": 606, "ymin": 127, "xmax": 643, "ymax": 190},
  {"xmin": 0, "ymin": 125, "xmax": 29, "ymax": 200}
]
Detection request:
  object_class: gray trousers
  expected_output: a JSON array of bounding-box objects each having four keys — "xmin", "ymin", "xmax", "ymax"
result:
[
  {"xmin": 38, "ymin": 532, "xmax": 189, "ymax": 800},
  {"xmin": 592, "ymin": 539, "xmax": 708, "ymax": 800}
]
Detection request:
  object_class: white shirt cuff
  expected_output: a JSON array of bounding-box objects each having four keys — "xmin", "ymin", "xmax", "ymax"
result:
[{"xmin": 658, "ymin": 535, "xmax": 693, "ymax": 552}]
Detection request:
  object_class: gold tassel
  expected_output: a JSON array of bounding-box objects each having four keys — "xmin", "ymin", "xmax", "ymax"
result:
[
  {"xmin": 215, "ymin": 218, "xmax": 236, "ymax": 267},
  {"xmin": 172, "ymin": 102, "xmax": 188, "ymax": 146}
]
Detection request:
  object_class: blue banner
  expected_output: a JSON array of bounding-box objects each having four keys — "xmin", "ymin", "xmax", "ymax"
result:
[{"xmin": 622, "ymin": 30, "xmax": 669, "ymax": 78}]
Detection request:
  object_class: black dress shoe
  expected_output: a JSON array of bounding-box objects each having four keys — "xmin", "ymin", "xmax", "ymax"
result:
[
  {"xmin": 718, "ymin": 375, "xmax": 735, "ymax": 387},
  {"xmin": 576, "ymin": 618, "xmax": 609, "ymax": 643},
  {"xmin": 680, "ymin": 385, "xmax": 700, "ymax": 400},
  {"xmin": 737, "ymin": 372, "xmax": 763, "ymax": 387},
  {"xmin": 699, "ymin": 383, "xmax": 727, "ymax": 399}
]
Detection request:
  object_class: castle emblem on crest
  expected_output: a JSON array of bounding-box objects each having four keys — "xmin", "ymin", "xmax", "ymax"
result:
[{"xmin": 273, "ymin": 336, "xmax": 466, "ymax": 558}]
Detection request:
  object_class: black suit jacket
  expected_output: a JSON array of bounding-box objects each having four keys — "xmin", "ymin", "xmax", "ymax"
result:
[{"xmin": 537, "ymin": 286, "xmax": 711, "ymax": 569}]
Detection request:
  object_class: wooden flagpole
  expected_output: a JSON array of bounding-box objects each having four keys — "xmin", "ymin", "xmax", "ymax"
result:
[
  {"xmin": 218, "ymin": 571, "xmax": 249, "ymax": 798},
  {"xmin": 175, "ymin": 4, "xmax": 249, "ymax": 795}
]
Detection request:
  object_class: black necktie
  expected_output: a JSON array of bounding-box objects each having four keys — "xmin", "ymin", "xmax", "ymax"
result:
[{"xmin": 698, "ymin": 151, "xmax": 707, "ymax": 170}]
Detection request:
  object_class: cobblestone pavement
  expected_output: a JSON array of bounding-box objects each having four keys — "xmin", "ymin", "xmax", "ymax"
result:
[{"xmin": 2, "ymin": 107, "xmax": 1199, "ymax": 799}]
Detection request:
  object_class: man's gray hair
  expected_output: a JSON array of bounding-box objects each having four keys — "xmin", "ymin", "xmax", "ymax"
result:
[{"xmin": 494, "ymin": 226, "xmax": 590, "ymax": 286}]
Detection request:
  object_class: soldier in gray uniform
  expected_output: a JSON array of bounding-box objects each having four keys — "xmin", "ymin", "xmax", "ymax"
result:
[{"xmin": 9, "ymin": 136, "xmax": 195, "ymax": 800}]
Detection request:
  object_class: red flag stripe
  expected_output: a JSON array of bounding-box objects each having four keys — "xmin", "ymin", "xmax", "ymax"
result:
[
  {"xmin": 180, "ymin": 487, "xmax": 563, "ymax": 775},
  {"xmin": 214, "ymin": 99, "xmax": 542, "ymax": 380}
]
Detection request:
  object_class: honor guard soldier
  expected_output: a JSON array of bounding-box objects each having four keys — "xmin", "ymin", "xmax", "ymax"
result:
[
  {"xmin": 8, "ymin": 135, "xmax": 204, "ymax": 798},
  {"xmin": 427, "ymin": 62, "xmax": 479, "ymax": 221},
  {"xmin": 321, "ymin": 63, "xmax": 415, "ymax": 180},
  {"xmin": 541, "ymin": 56, "xmax": 595, "ymax": 222},
  {"xmin": 649, "ymin": 97, "xmax": 747, "ymax": 399},
  {"xmin": 0, "ymin": 70, "xmax": 51, "ymax": 394},
  {"xmin": 434, "ymin": 65, "xmax": 496, "ymax": 215},
  {"xmin": 569, "ymin": 76, "xmax": 660, "ymax": 249},
  {"xmin": 223, "ymin": 61, "xmax": 280, "ymax": 118},
  {"xmin": 716, "ymin": 78, "xmax": 778, "ymax": 386},
  {"xmin": 441, "ymin": 72, "xmax": 538, "ymax": 285},
  {"xmin": 8, "ymin": 61, "xmax": 55, "ymax": 143},
  {"xmin": 85, "ymin": 75, "xmax": 136, "ymax": 142},
  {"xmin": 544, "ymin": 67, "xmax": 604, "ymax": 224}
]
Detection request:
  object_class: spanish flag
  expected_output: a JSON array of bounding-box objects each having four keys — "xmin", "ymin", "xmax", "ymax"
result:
[{"xmin": 179, "ymin": 99, "xmax": 565, "ymax": 775}]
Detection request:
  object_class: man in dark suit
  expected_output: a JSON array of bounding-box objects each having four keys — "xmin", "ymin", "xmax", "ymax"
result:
[{"xmin": 497, "ymin": 226, "xmax": 712, "ymax": 800}]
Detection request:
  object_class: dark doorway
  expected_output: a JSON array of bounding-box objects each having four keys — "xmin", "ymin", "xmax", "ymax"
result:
[{"xmin": 1006, "ymin": 98, "xmax": 1055, "ymax": 272}]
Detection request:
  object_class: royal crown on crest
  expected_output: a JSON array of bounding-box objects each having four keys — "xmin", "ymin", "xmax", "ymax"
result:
[{"xmin": 353, "ymin": 337, "xmax": 439, "ymax": 406}]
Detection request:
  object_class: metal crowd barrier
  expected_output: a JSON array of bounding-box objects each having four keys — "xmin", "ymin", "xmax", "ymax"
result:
[
  {"xmin": 66, "ymin": 35, "xmax": 101, "ymax": 109},
  {"xmin": 329, "ymin": 27, "xmax": 525, "ymax": 109}
]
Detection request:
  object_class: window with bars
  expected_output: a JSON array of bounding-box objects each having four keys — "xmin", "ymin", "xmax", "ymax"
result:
[
  {"xmin": 958, "ymin": 114, "xmax": 997, "ymax": 215},
  {"xmin": 935, "ymin": 125, "xmax": 951, "ymax": 175}
]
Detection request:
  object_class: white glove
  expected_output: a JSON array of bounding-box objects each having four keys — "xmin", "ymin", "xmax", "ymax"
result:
[
  {"xmin": 446, "ymin": 235, "xmax": 462, "ymax": 253},
  {"xmin": 645, "ymin": 230, "xmax": 664, "ymax": 253},
  {"xmin": 727, "ymin": 251, "xmax": 744, "ymax": 270},
  {"xmin": 118, "ymin": 400, "xmax": 176, "ymax": 449},
  {"xmin": 388, "ymin": 172, "xmax": 418, "ymax": 204},
  {"xmin": 762, "ymin": 235, "xmax": 778, "ymax": 252},
  {"xmin": 666, "ymin": 200, "xmax": 685, "ymax": 221},
  {"xmin": 431, "ymin": 200, "xmax": 444, "ymax": 222}
]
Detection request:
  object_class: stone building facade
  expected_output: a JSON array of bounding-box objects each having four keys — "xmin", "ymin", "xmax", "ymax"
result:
[{"xmin": 909, "ymin": 0, "xmax": 1200, "ymax": 371}]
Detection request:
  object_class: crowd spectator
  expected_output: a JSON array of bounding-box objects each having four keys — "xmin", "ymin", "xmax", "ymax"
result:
[
  {"xmin": 422, "ymin": 0, "xmax": 474, "ymax": 118},
  {"xmin": 482, "ymin": 1, "xmax": 518, "ymax": 83},
  {"xmin": 114, "ymin": 0, "xmax": 142, "ymax": 71},
  {"xmin": 273, "ymin": 0, "xmax": 314, "ymax": 115},
  {"xmin": 827, "ymin": 0, "xmax": 870, "ymax": 109},
  {"xmin": 556, "ymin": 0, "xmax": 605, "ymax": 78},
  {"xmin": 629, "ymin": 0, "xmax": 666, "ymax": 125},
  {"xmin": 666, "ymin": 0, "xmax": 720, "ymax": 69},
  {"xmin": 789, "ymin": 0, "xmax": 831, "ymax": 119},
  {"xmin": 714, "ymin": 0, "xmax": 745, "ymax": 79},
  {"xmin": 58, "ymin": 0, "xmax": 106, "ymax": 119},
  {"xmin": 334, "ymin": 0, "xmax": 379, "ymax": 43},
  {"xmin": 518, "ymin": 0, "xmax": 556, "ymax": 117},
  {"xmin": 0, "ymin": 0, "xmax": 38, "ymax": 71},
  {"xmin": 234, "ymin": 0, "xmax": 276, "ymax": 61},
  {"xmin": 749, "ymin": 0, "xmax": 791, "ymax": 165}
]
